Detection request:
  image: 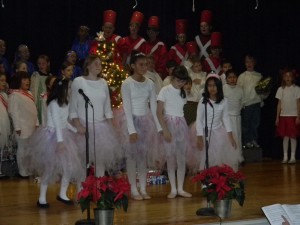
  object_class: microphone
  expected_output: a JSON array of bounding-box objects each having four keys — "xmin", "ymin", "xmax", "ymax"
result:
[
  {"xmin": 202, "ymin": 93, "xmax": 213, "ymax": 108},
  {"xmin": 78, "ymin": 89, "xmax": 93, "ymax": 108}
]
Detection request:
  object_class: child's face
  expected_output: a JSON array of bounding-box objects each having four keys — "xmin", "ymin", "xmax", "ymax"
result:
[
  {"xmin": 210, "ymin": 47, "xmax": 220, "ymax": 57},
  {"xmin": 283, "ymin": 72, "xmax": 294, "ymax": 86},
  {"xmin": 20, "ymin": 78, "xmax": 30, "ymax": 91},
  {"xmin": 37, "ymin": 58, "xmax": 49, "ymax": 72},
  {"xmin": 0, "ymin": 64, "xmax": 5, "ymax": 74},
  {"xmin": 87, "ymin": 58, "xmax": 102, "ymax": 76},
  {"xmin": 167, "ymin": 67, "xmax": 175, "ymax": 76},
  {"xmin": 129, "ymin": 23, "xmax": 140, "ymax": 35},
  {"xmin": 0, "ymin": 40, "xmax": 6, "ymax": 56},
  {"xmin": 245, "ymin": 57, "xmax": 255, "ymax": 71},
  {"xmin": 184, "ymin": 82, "xmax": 192, "ymax": 93},
  {"xmin": 18, "ymin": 46, "xmax": 30, "ymax": 61},
  {"xmin": 132, "ymin": 58, "xmax": 147, "ymax": 76},
  {"xmin": 17, "ymin": 63, "xmax": 28, "ymax": 72},
  {"xmin": 207, "ymin": 79, "xmax": 218, "ymax": 97},
  {"xmin": 62, "ymin": 65, "xmax": 74, "ymax": 79},
  {"xmin": 172, "ymin": 77, "xmax": 187, "ymax": 89},
  {"xmin": 200, "ymin": 22, "xmax": 211, "ymax": 35},
  {"xmin": 226, "ymin": 73, "xmax": 237, "ymax": 86},
  {"xmin": 147, "ymin": 28, "xmax": 158, "ymax": 40},
  {"xmin": 67, "ymin": 52, "xmax": 77, "ymax": 65},
  {"xmin": 222, "ymin": 63, "xmax": 232, "ymax": 73},
  {"xmin": 192, "ymin": 62, "xmax": 202, "ymax": 73},
  {"xmin": 177, "ymin": 34, "xmax": 186, "ymax": 45},
  {"xmin": 146, "ymin": 58, "xmax": 155, "ymax": 72},
  {"xmin": 102, "ymin": 23, "xmax": 115, "ymax": 38},
  {"xmin": 0, "ymin": 75, "xmax": 6, "ymax": 91},
  {"xmin": 78, "ymin": 28, "xmax": 89, "ymax": 40}
]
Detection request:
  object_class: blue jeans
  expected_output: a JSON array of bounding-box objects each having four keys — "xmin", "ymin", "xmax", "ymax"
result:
[{"xmin": 242, "ymin": 103, "xmax": 261, "ymax": 145}]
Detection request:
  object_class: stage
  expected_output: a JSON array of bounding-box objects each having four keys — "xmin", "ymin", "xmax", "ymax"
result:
[{"xmin": 0, "ymin": 161, "xmax": 299, "ymax": 225}]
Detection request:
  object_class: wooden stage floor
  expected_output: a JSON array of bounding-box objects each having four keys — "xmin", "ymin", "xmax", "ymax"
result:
[{"xmin": 0, "ymin": 161, "xmax": 299, "ymax": 225}]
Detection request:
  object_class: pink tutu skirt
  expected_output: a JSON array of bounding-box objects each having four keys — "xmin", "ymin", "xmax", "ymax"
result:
[
  {"xmin": 190, "ymin": 123, "xmax": 239, "ymax": 172},
  {"xmin": 276, "ymin": 116, "xmax": 300, "ymax": 138},
  {"xmin": 75, "ymin": 119, "xmax": 123, "ymax": 172},
  {"xmin": 115, "ymin": 109, "xmax": 163, "ymax": 169},
  {"xmin": 162, "ymin": 115, "xmax": 191, "ymax": 169},
  {"xmin": 27, "ymin": 127, "xmax": 84, "ymax": 184}
]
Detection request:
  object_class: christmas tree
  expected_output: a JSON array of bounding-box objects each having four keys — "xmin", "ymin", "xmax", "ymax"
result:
[{"xmin": 90, "ymin": 31, "xmax": 128, "ymax": 108}]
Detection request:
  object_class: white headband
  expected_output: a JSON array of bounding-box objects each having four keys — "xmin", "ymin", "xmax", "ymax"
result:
[{"xmin": 206, "ymin": 73, "xmax": 220, "ymax": 80}]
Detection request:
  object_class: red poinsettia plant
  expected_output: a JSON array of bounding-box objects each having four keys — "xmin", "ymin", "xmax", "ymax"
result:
[
  {"xmin": 77, "ymin": 172, "xmax": 130, "ymax": 212},
  {"xmin": 192, "ymin": 164, "xmax": 245, "ymax": 206}
]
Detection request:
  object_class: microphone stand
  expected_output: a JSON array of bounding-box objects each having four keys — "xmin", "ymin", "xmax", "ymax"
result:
[
  {"xmin": 196, "ymin": 96, "xmax": 215, "ymax": 216},
  {"xmin": 75, "ymin": 101, "xmax": 94, "ymax": 225}
]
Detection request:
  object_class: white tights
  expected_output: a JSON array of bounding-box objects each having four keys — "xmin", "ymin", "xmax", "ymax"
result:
[
  {"xmin": 167, "ymin": 152, "xmax": 186, "ymax": 194},
  {"xmin": 283, "ymin": 137, "xmax": 296, "ymax": 160},
  {"xmin": 126, "ymin": 157, "xmax": 147, "ymax": 194}
]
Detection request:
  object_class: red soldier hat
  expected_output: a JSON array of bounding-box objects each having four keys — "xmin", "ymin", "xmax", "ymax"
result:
[
  {"xmin": 175, "ymin": 19, "xmax": 187, "ymax": 35},
  {"xmin": 211, "ymin": 32, "xmax": 222, "ymax": 48},
  {"xmin": 186, "ymin": 41, "xmax": 198, "ymax": 55},
  {"xmin": 148, "ymin": 16, "xmax": 159, "ymax": 29},
  {"xmin": 130, "ymin": 11, "xmax": 144, "ymax": 25},
  {"xmin": 103, "ymin": 10, "xmax": 117, "ymax": 26},
  {"xmin": 200, "ymin": 10, "xmax": 213, "ymax": 25}
]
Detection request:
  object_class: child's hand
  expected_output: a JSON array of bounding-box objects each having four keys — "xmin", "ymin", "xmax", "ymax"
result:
[
  {"xmin": 56, "ymin": 142, "xmax": 65, "ymax": 153},
  {"xmin": 296, "ymin": 117, "xmax": 300, "ymax": 125},
  {"xmin": 281, "ymin": 215, "xmax": 290, "ymax": 225},
  {"xmin": 129, "ymin": 133, "xmax": 138, "ymax": 143},
  {"xmin": 77, "ymin": 125, "xmax": 86, "ymax": 135},
  {"xmin": 275, "ymin": 118, "xmax": 279, "ymax": 126},
  {"xmin": 163, "ymin": 129, "xmax": 172, "ymax": 142},
  {"xmin": 197, "ymin": 136, "xmax": 203, "ymax": 150},
  {"xmin": 193, "ymin": 79, "xmax": 201, "ymax": 85},
  {"xmin": 16, "ymin": 130, "xmax": 21, "ymax": 136}
]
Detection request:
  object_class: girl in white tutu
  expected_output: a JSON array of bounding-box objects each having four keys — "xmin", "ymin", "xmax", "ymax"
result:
[
  {"xmin": 28, "ymin": 79, "xmax": 83, "ymax": 208},
  {"xmin": 0, "ymin": 73, "xmax": 10, "ymax": 177},
  {"xmin": 69, "ymin": 54, "xmax": 122, "ymax": 178},
  {"xmin": 157, "ymin": 65, "xmax": 192, "ymax": 199},
  {"xmin": 121, "ymin": 51, "xmax": 162, "ymax": 200},
  {"xmin": 195, "ymin": 73, "xmax": 239, "ymax": 171}
]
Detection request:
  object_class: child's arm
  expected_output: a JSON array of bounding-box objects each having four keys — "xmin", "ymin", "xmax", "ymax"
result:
[
  {"xmin": 276, "ymin": 99, "xmax": 281, "ymax": 126},
  {"xmin": 157, "ymin": 100, "xmax": 171, "ymax": 142},
  {"xmin": 195, "ymin": 100, "xmax": 205, "ymax": 150},
  {"xmin": 296, "ymin": 98, "xmax": 300, "ymax": 125}
]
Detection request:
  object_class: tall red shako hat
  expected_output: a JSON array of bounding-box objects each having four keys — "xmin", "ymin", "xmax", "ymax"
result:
[
  {"xmin": 175, "ymin": 19, "xmax": 187, "ymax": 35},
  {"xmin": 210, "ymin": 32, "xmax": 222, "ymax": 48},
  {"xmin": 186, "ymin": 41, "xmax": 198, "ymax": 55},
  {"xmin": 130, "ymin": 11, "xmax": 144, "ymax": 25},
  {"xmin": 148, "ymin": 16, "xmax": 159, "ymax": 29},
  {"xmin": 103, "ymin": 10, "xmax": 117, "ymax": 26},
  {"xmin": 200, "ymin": 10, "xmax": 213, "ymax": 25}
]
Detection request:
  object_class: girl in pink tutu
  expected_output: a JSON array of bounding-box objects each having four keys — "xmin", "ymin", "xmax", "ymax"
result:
[
  {"xmin": 69, "ymin": 54, "xmax": 122, "ymax": 178},
  {"xmin": 121, "ymin": 51, "xmax": 162, "ymax": 200},
  {"xmin": 28, "ymin": 78, "xmax": 83, "ymax": 208},
  {"xmin": 195, "ymin": 73, "xmax": 238, "ymax": 171},
  {"xmin": 275, "ymin": 68, "xmax": 300, "ymax": 164},
  {"xmin": 157, "ymin": 65, "xmax": 192, "ymax": 199}
]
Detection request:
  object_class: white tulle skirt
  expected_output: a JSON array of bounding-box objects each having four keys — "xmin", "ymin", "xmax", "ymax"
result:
[
  {"xmin": 27, "ymin": 127, "xmax": 84, "ymax": 184},
  {"xmin": 162, "ymin": 115, "xmax": 191, "ymax": 169},
  {"xmin": 75, "ymin": 119, "xmax": 123, "ymax": 172},
  {"xmin": 190, "ymin": 123, "xmax": 239, "ymax": 172},
  {"xmin": 114, "ymin": 108, "xmax": 163, "ymax": 169}
]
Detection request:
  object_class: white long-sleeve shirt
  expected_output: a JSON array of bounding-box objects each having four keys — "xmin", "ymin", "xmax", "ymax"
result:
[
  {"xmin": 121, "ymin": 76, "xmax": 162, "ymax": 134},
  {"xmin": 196, "ymin": 98, "xmax": 231, "ymax": 136},
  {"xmin": 47, "ymin": 100, "xmax": 77, "ymax": 142},
  {"xmin": 69, "ymin": 76, "xmax": 113, "ymax": 122},
  {"xmin": 223, "ymin": 84, "xmax": 244, "ymax": 116},
  {"xmin": 237, "ymin": 71, "xmax": 262, "ymax": 106},
  {"xmin": 8, "ymin": 90, "xmax": 39, "ymax": 139}
]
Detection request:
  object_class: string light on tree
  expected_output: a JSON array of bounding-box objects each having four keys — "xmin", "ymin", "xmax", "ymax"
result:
[{"xmin": 91, "ymin": 31, "xmax": 128, "ymax": 108}]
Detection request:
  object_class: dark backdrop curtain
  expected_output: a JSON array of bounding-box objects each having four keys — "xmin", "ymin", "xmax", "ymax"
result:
[{"xmin": 1, "ymin": 0, "xmax": 300, "ymax": 159}]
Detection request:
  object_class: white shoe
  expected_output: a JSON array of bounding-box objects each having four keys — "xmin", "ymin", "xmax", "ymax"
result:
[
  {"xmin": 281, "ymin": 159, "xmax": 288, "ymax": 164},
  {"xmin": 167, "ymin": 192, "xmax": 177, "ymax": 199},
  {"xmin": 131, "ymin": 193, "xmax": 143, "ymax": 201},
  {"xmin": 140, "ymin": 192, "xmax": 151, "ymax": 200},
  {"xmin": 178, "ymin": 191, "xmax": 192, "ymax": 198},
  {"xmin": 288, "ymin": 159, "xmax": 296, "ymax": 164}
]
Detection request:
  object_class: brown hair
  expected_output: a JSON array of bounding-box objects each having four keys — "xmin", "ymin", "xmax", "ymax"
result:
[{"xmin": 82, "ymin": 54, "xmax": 102, "ymax": 77}]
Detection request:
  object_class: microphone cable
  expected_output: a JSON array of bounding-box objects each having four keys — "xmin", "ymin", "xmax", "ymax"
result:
[{"xmin": 91, "ymin": 105, "xmax": 96, "ymax": 177}]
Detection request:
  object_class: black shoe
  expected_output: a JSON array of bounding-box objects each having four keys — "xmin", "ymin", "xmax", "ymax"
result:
[
  {"xmin": 37, "ymin": 201, "xmax": 50, "ymax": 208},
  {"xmin": 0, "ymin": 173, "xmax": 8, "ymax": 179},
  {"xmin": 56, "ymin": 195, "xmax": 74, "ymax": 205}
]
